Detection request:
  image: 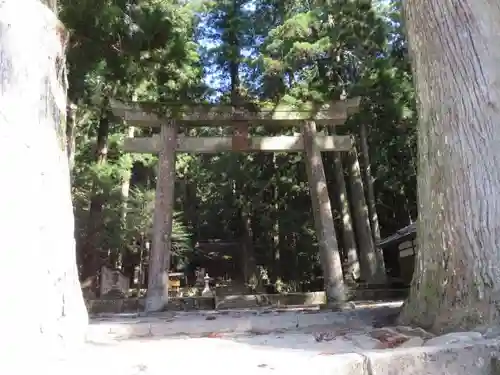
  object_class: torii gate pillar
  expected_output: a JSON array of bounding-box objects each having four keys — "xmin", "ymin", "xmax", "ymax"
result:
[{"xmin": 145, "ymin": 121, "xmax": 178, "ymax": 312}]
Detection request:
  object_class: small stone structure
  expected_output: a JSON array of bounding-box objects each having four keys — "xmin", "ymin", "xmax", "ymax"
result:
[
  {"xmin": 195, "ymin": 268, "xmax": 206, "ymax": 285},
  {"xmin": 202, "ymin": 274, "xmax": 214, "ymax": 297},
  {"xmin": 100, "ymin": 266, "xmax": 130, "ymax": 298}
]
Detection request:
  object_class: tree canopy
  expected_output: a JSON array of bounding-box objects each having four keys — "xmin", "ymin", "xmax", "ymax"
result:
[{"xmin": 58, "ymin": 0, "xmax": 416, "ymax": 292}]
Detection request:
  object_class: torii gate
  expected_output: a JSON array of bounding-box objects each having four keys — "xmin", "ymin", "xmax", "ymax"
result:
[{"xmin": 111, "ymin": 97, "xmax": 360, "ymax": 312}]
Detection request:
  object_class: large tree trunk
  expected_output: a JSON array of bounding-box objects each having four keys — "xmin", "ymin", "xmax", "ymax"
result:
[
  {"xmin": 80, "ymin": 110, "xmax": 110, "ymax": 294},
  {"xmin": 0, "ymin": 0, "xmax": 88, "ymax": 362},
  {"xmin": 184, "ymin": 177, "xmax": 199, "ymax": 242},
  {"xmin": 112, "ymin": 126, "xmax": 136, "ymax": 269},
  {"xmin": 400, "ymin": 0, "xmax": 500, "ymax": 333},
  {"xmin": 333, "ymin": 152, "xmax": 360, "ymax": 284},
  {"xmin": 120, "ymin": 127, "xmax": 135, "ymax": 210},
  {"xmin": 271, "ymin": 154, "xmax": 284, "ymax": 287},
  {"xmin": 359, "ymin": 123, "xmax": 381, "ymax": 244},
  {"xmin": 146, "ymin": 122, "xmax": 178, "ymax": 312},
  {"xmin": 346, "ymin": 147, "xmax": 386, "ymax": 284},
  {"xmin": 241, "ymin": 201, "xmax": 258, "ymax": 290},
  {"xmin": 66, "ymin": 103, "xmax": 77, "ymax": 173}
]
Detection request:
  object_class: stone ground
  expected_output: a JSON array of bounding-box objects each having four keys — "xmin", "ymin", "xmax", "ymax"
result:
[{"xmin": 37, "ymin": 301, "xmax": 500, "ymax": 374}]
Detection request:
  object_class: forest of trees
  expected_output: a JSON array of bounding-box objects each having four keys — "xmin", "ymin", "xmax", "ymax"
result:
[
  {"xmin": 3, "ymin": 0, "xmax": 500, "ymax": 359},
  {"xmin": 63, "ymin": 0, "xmax": 416, "ymax": 296}
]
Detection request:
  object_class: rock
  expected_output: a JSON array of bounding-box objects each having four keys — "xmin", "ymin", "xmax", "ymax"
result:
[
  {"xmin": 478, "ymin": 326, "xmax": 500, "ymax": 339},
  {"xmin": 472, "ymin": 324, "xmax": 489, "ymax": 334},
  {"xmin": 347, "ymin": 334, "xmax": 381, "ymax": 350},
  {"xmin": 369, "ymin": 327, "xmax": 399, "ymax": 341},
  {"xmin": 365, "ymin": 340, "xmax": 500, "ymax": 375},
  {"xmin": 394, "ymin": 325, "xmax": 434, "ymax": 340},
  {"xmin": 311, "ymin": 326, "xmax": 363, "ymax": 342},
  {"xmin": 313, "ymin": 331, "xmax": 337, "ymax": 342},
  {"xmin": 424, "ymin": 331, "xmax": 483, "ymax": 347},
  {"xmin": 370, "ymin": 327, "xmax": 410, "ymax": 349},
  {"xmin": 376, "ymin": 335, "xmax": 409, "ymax": 349},
  {"xmin": 397, "ymin": 336, "xmax": 425, "ymax": 348}
]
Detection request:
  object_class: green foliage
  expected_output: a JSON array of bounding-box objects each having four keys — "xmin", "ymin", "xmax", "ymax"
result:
[
  {"xmin": 125, "ymin": 188, "xmax": 193, "ymax": 256},
  {"xmin": 63, "ymin": 0, "xmax": 416, "ymax": 290}
]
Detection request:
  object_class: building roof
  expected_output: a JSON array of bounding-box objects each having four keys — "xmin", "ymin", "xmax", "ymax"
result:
[{"xmin": 378, "ymin": 222, "xmax": 417, "ymax": 248}]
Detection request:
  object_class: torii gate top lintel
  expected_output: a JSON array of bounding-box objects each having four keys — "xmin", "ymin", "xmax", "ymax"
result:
[{"xmin": 109, "ymin": 97, "xmax": 361, "ymax": 127}]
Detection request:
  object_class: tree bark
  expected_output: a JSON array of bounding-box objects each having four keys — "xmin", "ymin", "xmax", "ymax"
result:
[
  {"xmin": 359, "ymin": 123, "xmax": 381, "ymax": 244},
  {"xmin": 333, "ymin": 152, "xmax": 360, "ymax": 284},
  {"xmin": 184, "ymin": 177, "xmax": 199, "ymax": 242},
  {"xmin": 66, "ymin": 102, "xmax": 77, "ymax": 173},
  {"xmin": 241, "ymin": 201, "xmax": 258, "ymax": 290},
  {"xmin": 112, "ymin": 126, "xmax": 136, "ymax": 269},
  {"xmin": 303, "ymin": 121, "xmax": 346, "ymax": 302},
  {"xmin": 80, "ymin": 110, "xmax": 110, "ymax": 293},
  {"xmin": 121, "ymin": 127, "xmax": 135, "ymax": 206},
  {"xmin": 0, "ymin": 0, "xmax": 88, "ymax": 363},
  {"xmin": 271, "ymin": 154, "xmax": 283, "ymax": 287},
  {"xmin": 399, "ymin": 0, "xmax": 500, "ymax": 332},
  {"xmin": 234, "ymin": 175, "xmax": 258, "ymax": 290},
  {"xmin": 146, "ymin": 122, "xmax": 178, "ymax": 312},
  {"xmin": 346, "ymin": 147, "xmax": 386, "ymax": 284}
]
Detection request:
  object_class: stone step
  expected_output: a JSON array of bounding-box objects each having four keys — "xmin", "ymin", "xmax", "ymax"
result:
[{"xmin": 85, "ymin": 288, "xmax": 409, "ymax": 314}]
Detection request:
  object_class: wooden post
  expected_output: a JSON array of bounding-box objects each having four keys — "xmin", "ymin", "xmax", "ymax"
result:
[
  {"xmin": 346, "ymin": 146, "xmax": 386, "ymax": 284},
  {"xmin": 146, "ymin": 121, "xmax": 178, "ymax": 312},
  {"xmin": 302, "ymin": 120, "xmax": 346, "ymax": 303}
]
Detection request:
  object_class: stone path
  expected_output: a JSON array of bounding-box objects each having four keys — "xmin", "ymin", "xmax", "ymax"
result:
[
  {"xmin": 87, "ymin": 301, "xmax": 403, "ymax": 340},
  {"xmin": 50, "ymin": 302, "xmax": 500, "ymax": 374}
]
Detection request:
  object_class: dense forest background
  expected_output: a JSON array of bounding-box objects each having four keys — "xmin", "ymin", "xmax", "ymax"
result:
[{"xmin": 61, "ymin": 0, "xmax": 416, "ymax": 294}]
